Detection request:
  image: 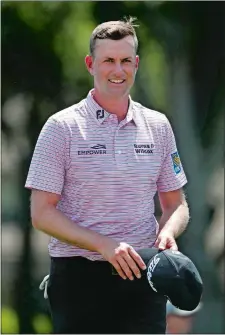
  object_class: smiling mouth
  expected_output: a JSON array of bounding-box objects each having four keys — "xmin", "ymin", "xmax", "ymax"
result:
[{"xmin": 108, "ymin": 79, "xmax": 125, "ymax": 84}]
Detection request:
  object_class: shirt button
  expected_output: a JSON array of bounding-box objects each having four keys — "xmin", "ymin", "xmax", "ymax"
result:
[{"xmin": 117, "ymin": 150, "xmax": 122, "ymax": 154}]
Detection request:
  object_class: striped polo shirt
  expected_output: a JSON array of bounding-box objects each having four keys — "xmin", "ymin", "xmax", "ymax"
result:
[{"xmin": 25, "ymin": 89, "xmax": 187, "ymax": 260}]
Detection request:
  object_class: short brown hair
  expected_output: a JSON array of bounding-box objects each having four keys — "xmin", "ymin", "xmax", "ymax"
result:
[{"xmin": 90, "ymin": 16, "xmax": 139, "ymax": 56}]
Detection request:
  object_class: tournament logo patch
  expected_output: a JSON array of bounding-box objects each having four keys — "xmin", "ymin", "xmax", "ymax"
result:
[{"xmin": 171, "ymin": 151, "xmax": 181, "ymax": 174}]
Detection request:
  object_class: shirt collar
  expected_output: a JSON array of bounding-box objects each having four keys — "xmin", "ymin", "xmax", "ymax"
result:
[{"xmin": 85, "ymin": 89, "xmax": 137, "ymax": 126}]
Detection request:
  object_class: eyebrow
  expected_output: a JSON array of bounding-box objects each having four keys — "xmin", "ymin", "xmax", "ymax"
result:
[{"xmin": 104, "ymin": 57, "xmax": 132, "ymax": 61}]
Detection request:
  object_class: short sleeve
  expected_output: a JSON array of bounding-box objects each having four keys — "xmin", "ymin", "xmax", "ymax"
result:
[
  {"xmin": 157, "ymin": 117, "xmax": 187, "ymax": 192},
  {"xmin": 25, "ymin": 117, "xmax": 66, "ymax": 194}
]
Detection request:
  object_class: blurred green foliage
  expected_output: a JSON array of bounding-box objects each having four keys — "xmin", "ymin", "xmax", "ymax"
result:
[
  {"xmin": 1, "ymin": 306, "xmax": 52, "ymax": 334},
  {"xmin": 1, "ymin": 306, "xmax": 19, "ymax": 334}
]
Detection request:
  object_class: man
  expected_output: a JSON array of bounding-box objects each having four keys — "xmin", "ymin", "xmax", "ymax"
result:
[{"xmin": 25, "ymin": 17, "xmax": 190, "ymax": 334}]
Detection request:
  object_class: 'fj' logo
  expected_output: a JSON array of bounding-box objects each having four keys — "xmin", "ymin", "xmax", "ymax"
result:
[{"xmin": 96, "ymin": 110, "xmax": 104, "ymax": 119}]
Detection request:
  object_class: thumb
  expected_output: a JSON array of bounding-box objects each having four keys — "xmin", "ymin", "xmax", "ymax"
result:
[
  {"xmin": 158, "ymin": 237, "xmax": 166, "ymax": 250},
  {"xmin": 154, "ymin": 235, "xmax": 166, "ymax": 250},
  {"xmin": 158, "ymin": 242, "xmax": 166, "ymax": 250}
]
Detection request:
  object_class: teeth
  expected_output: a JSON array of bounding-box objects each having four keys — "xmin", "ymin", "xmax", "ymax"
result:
[{"xmin": 109, "ymin": 79, "xmax": 124, "ymax": 83}]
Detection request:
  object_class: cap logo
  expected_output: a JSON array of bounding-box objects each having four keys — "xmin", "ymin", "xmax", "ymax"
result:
[
  {"xmin": 171, "ymin": 250, "xmax": 180, "ymax": 255},
  {"xmin": 147, "ymin": 254, "xmax": 160, "ymax": 292}
]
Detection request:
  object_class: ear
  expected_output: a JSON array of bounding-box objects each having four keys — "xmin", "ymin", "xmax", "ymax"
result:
[
  {"xmin": 85, "ymin": 55, "xmax": 94, "ymax": 75},
  {"xmin": 135, "ymin": 55, "xmax": 139, "ymax": 71}
]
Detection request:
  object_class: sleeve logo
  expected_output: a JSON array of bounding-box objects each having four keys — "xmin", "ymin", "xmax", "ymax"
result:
[{"xmin": 171, "ymin": 151, "xmax": 181, "ymax": 174}]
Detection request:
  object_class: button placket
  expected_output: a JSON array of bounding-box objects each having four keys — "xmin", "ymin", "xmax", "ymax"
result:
[
  {"xmin": 114, "ymin": 127, "xmax": 128, "ymax": 168},
  {"xmin": 104, "ymin": 117, "xmax": 118, "ymax": 161}
]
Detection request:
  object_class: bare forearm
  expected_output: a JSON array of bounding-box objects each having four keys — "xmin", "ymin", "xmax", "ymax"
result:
[
  {"xmin": 32, "ymin": 206, "xmax": 110, "ymax": 253},
  {"xmin": 159, "ymin": 203, "xmax": 190, "ymax": 238}
]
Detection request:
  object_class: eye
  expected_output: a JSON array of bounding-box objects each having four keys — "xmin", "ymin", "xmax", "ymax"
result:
[
  {"xmin": 104, "ymin": 59, "xmax": 114, "ymax": 63},
  {"xmin": 122, "ymin": 59, "xmax": 131, "ymax": 63}
]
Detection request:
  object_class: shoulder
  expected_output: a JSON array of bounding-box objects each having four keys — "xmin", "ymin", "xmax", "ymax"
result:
[
  {"xmin": 132, "ymin": 101, "xmax": 169, "ymax": 127},
  {"xmin": 49, "ymin": 99, "xmax": 86, "ymax": 126}
]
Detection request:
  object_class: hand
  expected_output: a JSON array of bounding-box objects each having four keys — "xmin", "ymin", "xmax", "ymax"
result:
[
  {"xmin": 98, "ymin": 239, "xmax": 146, "ymax": 280},
  {"xmin": 154, "ymin": 230, "xmax": 178, "ymax": 251}
]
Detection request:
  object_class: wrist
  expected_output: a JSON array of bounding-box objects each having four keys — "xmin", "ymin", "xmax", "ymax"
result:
[
  {"xmin": 94, "ymin": 234, "xmax": 112, "ymax": 254},
  {"xmin": 158, "ymin": 227, "xmax": 176, "ymax": 237}
]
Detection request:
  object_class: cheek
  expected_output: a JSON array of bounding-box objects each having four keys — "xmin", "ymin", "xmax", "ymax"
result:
[
  {"xmin": 96, "ymin": 67, "xmax": 110, "ymax": 79},
  {"xmin": 126, "ymin": 68, "xmax": 136, "ymax": 80},
  {"xmin": 124, "ymin": 64, "xmax": 136, "ymax": 75}
]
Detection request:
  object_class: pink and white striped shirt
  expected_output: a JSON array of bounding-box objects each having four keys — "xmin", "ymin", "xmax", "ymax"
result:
[{"xmin": 25, "ymin": 89, "xmax": 187, "ymax": 260}]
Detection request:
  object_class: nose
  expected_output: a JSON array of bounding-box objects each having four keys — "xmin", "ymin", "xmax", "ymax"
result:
[{"xmin": 113, "ymin": 61, "xmax": 124, "ymax": 76}]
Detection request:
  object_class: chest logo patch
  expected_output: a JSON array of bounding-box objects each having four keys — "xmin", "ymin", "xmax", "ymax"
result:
[{"xmin": 134, "ymin": 144, "xmax": 154, "ymax": 154}]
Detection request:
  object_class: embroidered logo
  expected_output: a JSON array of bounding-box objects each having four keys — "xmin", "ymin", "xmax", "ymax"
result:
[
  {"xmin": 78, "ymin": 144, "xmax": 106, "ymax": 155},
  {"xmin": 96, "ymin": 110, "xmax": 104, "ymax": 119},
  {"xmin": 134, "ymin": 144, "xmax": 154, "ymax": 154},
  {"xmin": 147, "ymin": 254, "xmax": 160, "ymax": 292}
]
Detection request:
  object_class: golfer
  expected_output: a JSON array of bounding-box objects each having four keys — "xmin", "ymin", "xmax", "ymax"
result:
[{"xmin": 25, "ymin": 17, "xmax": 190, "ymax": 334}]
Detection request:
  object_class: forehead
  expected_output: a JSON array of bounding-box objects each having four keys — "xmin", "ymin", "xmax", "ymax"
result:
[{"xmin": 94, "ymin": 36, "xmax": 136, "ymax": 58}]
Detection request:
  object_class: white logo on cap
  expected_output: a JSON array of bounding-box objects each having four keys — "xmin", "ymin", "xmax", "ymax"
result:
[
  {"xmin": 147, "ymin": 254, "xmax": 160, "ymax": 292},
  {"xmin": 171, "ymin": 250, "xmax": 180, "ymax": 255}
]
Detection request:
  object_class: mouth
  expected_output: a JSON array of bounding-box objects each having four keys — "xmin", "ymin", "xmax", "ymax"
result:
[{"xmin": 108, "ymin": 79, "xmax": 125, "ymax": 84}]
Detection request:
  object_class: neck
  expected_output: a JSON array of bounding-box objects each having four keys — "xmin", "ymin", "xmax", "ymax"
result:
[{"xmin": 92, "ymin": 89, "xmax": 129, "ymax": 121}]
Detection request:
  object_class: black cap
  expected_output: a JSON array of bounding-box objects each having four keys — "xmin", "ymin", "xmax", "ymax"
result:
[{"xmin": 137, "ymin": 248, "xmax": 203, "ymax": 311}]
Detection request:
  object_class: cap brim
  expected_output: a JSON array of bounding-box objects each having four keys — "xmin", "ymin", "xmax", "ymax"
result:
[{"xmin": 167, "ymin": 301, "xmax": 202, "ymax": 316}]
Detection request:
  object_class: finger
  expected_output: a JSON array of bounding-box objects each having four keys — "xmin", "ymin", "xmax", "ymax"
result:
[
  {"xmin": 158, "ymin": 238, "xmax": 166, "ymax": 250},
  {"xmin": 117, "ymin": 256, "xmax": 134, "ymax": 281},
  {"xmin": 123, "ymin": 253, "xmax": 142, "ymax": 279},
  {"xmin": 169, "ymin": 241, "xmax": 178, "ymax": 251},
  {"xmin": 112, "ymin": 260, "xmax": 127, "ymax": 280},
  {"xmin": 128, "ymin": 247, "xmax": 147, "ymax": 271}
]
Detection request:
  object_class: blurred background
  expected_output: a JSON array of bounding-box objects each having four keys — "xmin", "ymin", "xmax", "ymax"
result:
[{"xmin": 1, "ymin": 1, "xmax": 224, "ymax": 334}]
